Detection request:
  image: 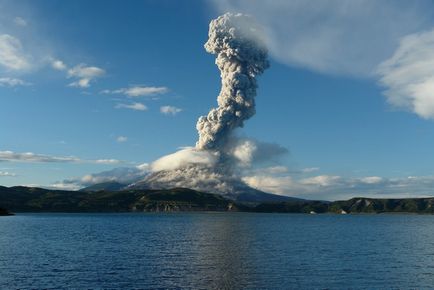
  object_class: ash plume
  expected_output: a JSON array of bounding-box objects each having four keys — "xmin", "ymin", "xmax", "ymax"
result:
[
  {"xmin": 196, "ymin": 13, "xmax": 269, "ymax": 150},
  {"xmin": 129, "ymin": 13, "xmax": 273, "ymax": 197}
]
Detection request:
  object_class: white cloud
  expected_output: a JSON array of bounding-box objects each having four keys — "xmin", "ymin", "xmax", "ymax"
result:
[
  {"xmin": 115, "ymin": 102, "xmax": 147, "ymax": 111},
  {"xmin": 0, "ymin": 34, "xmax": 31, "ymax": 71},
  {"xmin": 378, "ymin": 29, "xmax": 434, "ymax": 119},
  {"xmin": 359, "ymin": 176, "xmax": 383, "ymax": 184},
  {"xmin": 116, "ymin": 136, "xmax": 128, "ymax": 143},
  {"xmin": 0, "ymin": 150, "xmax": 80, "ymax": 163},
  {"xmin": 51, "ymin": 59, "xmax": 67, "ymax": 71},
  {"xmin": 212, "ymin": 0, "xmax": 432, "ymax": 77},
  {"xmin": 103, "ymin": 86, "xmax": 168, "ymax": 97},
  {"xmin": 300, "ymin": 175, "xmax": 341, "ymax": 187},
  {"xmin": 151, "ymin": 147, "xmax": 218, "ymax": 172},
  {"xmin": 242, "ymin": 175, "xmax": 293, "ymax": 195},
  {"xmin": 0, "ymin": 171, "xmax": 16, "ymax": 177},
  {"xmin": 0, "ymin": 150, "xmax": 122, "ymax": 165},
  {"xmin": 302, "ymin": 167, "xmax": 320, "ymax": 173},
  {"xmin": 47, "ymin": 182, "xmax": 81, "ymax": 191},
  {"xmin": 160, "ymin": 105, "xmax": 182, "ymax": 115},
  {"xmin": 61, "ymin": 165, "xmax": 151, "ymax": 188},
  {"xmin": 0, "ymin": 77, "xmax": 29, "ymax": 87},
  {"xmin": 95, "ymin": 159, "xmax": 122, "ymax": 165},
  {"xmin": 14, "ymin": 17, "xmax": 27, "ymax": 27},
  {"xmin": 232, "ymin": 139, "xmax": 257, "ymax": 167},
  {"xmin": 242, "ymin": 168, "xmax": 434, "ymax": 200},
  {"xmin": 67, "ymin": 63, "xmax": 105, "ymax": 88},
  {"xmin": 136, "ymin": 163, "xmax": 150, "ymax": 171},
  {"xmin": 229, "ymin": 138, "xmax": 289, "ymax": 168}
]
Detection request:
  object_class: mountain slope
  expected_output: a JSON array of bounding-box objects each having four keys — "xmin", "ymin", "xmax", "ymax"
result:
[
  {"xmin": 0, "ymin": 186, "xmax": 237, "ymax": 212},
  {"xmin": 128, "ymin": 171, "xmax": 301, "ymax": 203}
]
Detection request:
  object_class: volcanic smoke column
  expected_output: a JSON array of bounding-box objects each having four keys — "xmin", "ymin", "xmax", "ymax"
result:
[{"xmin": 196, "ymin": 13, "xmax": 270, "ymax": 151}]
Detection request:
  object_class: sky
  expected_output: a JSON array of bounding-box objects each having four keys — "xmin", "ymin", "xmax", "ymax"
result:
[{"xmin": 2, "ymin": 0, "xmax": 434, "ymax": 200}]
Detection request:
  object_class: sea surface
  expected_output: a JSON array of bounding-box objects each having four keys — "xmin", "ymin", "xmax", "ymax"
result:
[{"xmin": 1, "ymin": 213, "xmax": 434, "ymax": 289}]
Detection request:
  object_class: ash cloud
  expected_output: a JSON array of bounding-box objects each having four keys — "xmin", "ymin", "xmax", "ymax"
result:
[
  {"xmin": 196, "ymin": 13, "xmax": 269, "ymax": 150},
  {"xmin": 128, "ymin": 13, "xmax": 278, "ymax": 196}
]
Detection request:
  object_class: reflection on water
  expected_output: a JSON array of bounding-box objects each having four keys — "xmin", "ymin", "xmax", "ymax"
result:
[{"xmin": 1, "ymin": 213, "xmax": 434, "ymax": 289}]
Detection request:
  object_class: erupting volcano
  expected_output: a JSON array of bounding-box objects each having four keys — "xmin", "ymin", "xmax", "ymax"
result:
[{"xmin": 129, "ymin": 13, "xmax": 288, "ymax": 202}]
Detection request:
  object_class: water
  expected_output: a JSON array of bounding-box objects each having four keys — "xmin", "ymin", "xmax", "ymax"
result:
[{"xmin": 1, "ymin": 213, "xmax": 434, "ymax": 289}]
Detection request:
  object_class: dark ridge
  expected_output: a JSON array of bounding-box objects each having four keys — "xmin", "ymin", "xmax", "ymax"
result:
[
  {"xmin": 2, "ymin": 186, "xmax": 434, "ymax": 214},
  {"xmin": 0, "ymin": 186, "xmax": 238, "ymax": 213}
]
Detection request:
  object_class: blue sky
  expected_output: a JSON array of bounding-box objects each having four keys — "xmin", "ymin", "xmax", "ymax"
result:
[{"xmin": 2, "ymin": 0, "xmax": 434, "ymax": 200}]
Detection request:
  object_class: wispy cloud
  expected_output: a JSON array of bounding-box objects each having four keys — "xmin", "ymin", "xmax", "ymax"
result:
[
  {"xmin": 116, "ymin": 136, "xmax": 128, "ymax": 143},
  {"xmin": 212, "ymin": 0, "xmax": 432, "ymax": 77},
  {"xmin": 160, "ymin": 105, "xmax": 182, "ymax": 115},
  {"xmin": 102, "ymin": 85, "xmax": 168, "ymax": 97},
  {"xmin": 0, "ymin": 77, "xmax": 29, "ymax": 87},
  {"xmin": 243, "ymin": 169, "xmax": 434, "ymax": 201},
  {"xmin": 14, "ymin": 17, "xmax": 27, "ymax": 27},
  {"xmin": 67, "ymin": 63, "xmax": 105, "ymax": 88},
  {"xmin": 94, "ymin": 159, "xmax": 123, "ymax": 165},
  {"xmin": 0, "ymin": 171, "xmax": 16, "ymax": 177},
  {"xmin": 115, "ymin": 102, "xmax": 147, "ymax": 111},
  {"xmin": 301, "ymin": 167, "xmax": 320, "ymax": 173},
  {"xmin": 378, "ymin": 28, "xmax": 434, "ymax": 119},
  {"xmin": 0, "ymin": 150, "xmax": 122, "ymax": 165},
  {"xmin": 0, "ymin": 34, "xmax": 31, "ymax": 71}
]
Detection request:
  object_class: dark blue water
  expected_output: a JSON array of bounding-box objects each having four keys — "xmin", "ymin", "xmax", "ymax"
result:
[{"xmin": 1, "ymin": 213, "xmax": 434, "ymax": 289}]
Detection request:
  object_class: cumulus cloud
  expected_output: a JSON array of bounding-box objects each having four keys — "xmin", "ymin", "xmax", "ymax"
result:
[
  {"xmin": 115, "ymin": 102, "xmax": 147, "ymax": 111},
  {"xmin": 212, "ymin": 0, "xmax": 432, "ymax": 77},
  {"xmin": 59, "ymin": 164, "xmax": 151, "ymax": 189},
  {"xmin": 378, "ymin": 29, "xmax": 434, "ymax": 119},
  {"xmin": 242, "ymin": 169, "xmax": 434, "ymax": 200},
  {"xmin": 116, "ymin": 136, "xmax": 128, "ymax": 143},
  {"xmin": 51, "ymin": 59, "xmax": 67, "ymax": 71},
  {"xmin": 300, "ymin": 175, "xmax": 342, "ymax": 187},
  {"xmin": 0, "ymin": 34, "xmax": 31, "ymax": 71},
  {"xmin": 103, "ymin": 86, "xmax": 168, "ymax": 97},
  {"xmin": 359, "ymin": 176, "xmax": 383, "ymax": 184},
  {"xmin": 160, "ymin": 105, "xmax": 182, "ymax": 115},
  {"xmin": 229, "ymin": 138, "xmax": 288, "ymax": 167},
  {"xmin": 0, "ymin": 77, "xmax": 29, "ymax": 87},
  {"xmin": 67, "ymin": 63, "xmax": 105, "ymax": 88},
  {"xmin": 242, "ymin": 175, "xmax": 293, "ymax": 195},
  {"xmin": 0, "ymin": 150, "xmax": 122, "ymax": 164},
  {"xmin": 14, "ymin": 17, "xmax": 27, "ymax": 27},
  {"xmin": 150, "ymin": 147, "xmax": 219, "ymax": 172}
]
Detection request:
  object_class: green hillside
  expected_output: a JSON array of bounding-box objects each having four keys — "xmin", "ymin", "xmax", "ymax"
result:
[{"xmin": 0, "ymin": 186, "xmax": 236, "ymax": 213}]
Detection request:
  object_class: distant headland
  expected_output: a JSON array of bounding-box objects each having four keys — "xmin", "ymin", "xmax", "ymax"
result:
[{"xmin": 1, "ymin": 185, "xmax": 434, "ymax": 215}]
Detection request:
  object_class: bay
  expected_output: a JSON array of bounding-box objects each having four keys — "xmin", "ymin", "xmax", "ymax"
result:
[{"xmin": 1, "ymin": 213, "xmax": 433, "ymax": 289}]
